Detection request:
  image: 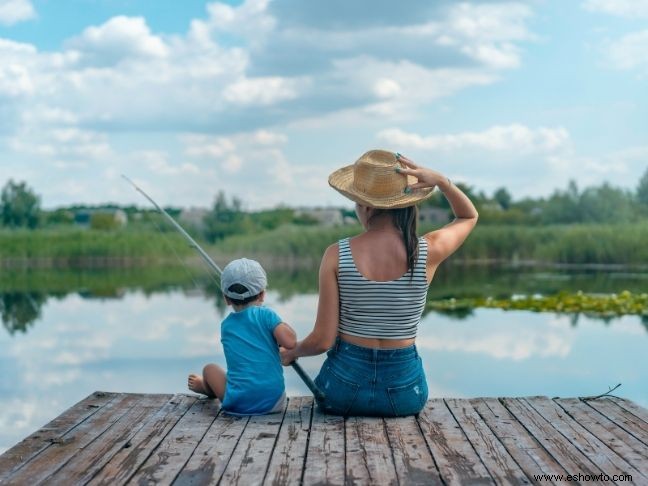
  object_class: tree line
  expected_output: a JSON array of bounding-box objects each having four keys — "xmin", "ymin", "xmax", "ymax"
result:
[
  {"xmin": 2, "ymin": 167, "xmax": 648, "ymax": 240},
  {"xmin": 420, "ymin": 168, "xmax": 648, "ymax": 225}
]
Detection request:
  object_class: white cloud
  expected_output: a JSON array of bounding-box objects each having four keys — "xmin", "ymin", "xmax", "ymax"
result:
[
  {"xmin": 203, "ymin": 0, "xmax": 275, "ymax": 40},
  {"xmin": 605, "ymin": 30, "xmax": 648, "ymax": 73},
  {"xmin": 0, "ymin": 0, "xmax": 35, "ymax": 25},
  {"xmin": 546, "ymin": 144, "xmax": 644, "ymax": 185},
  {"xmin": 447, "ymin": 3, "xmax": 533, "ymax": 42},
  {"xmin": 329, "ymin": 58, "xmax": 497, "ymax": 119},
  {"xmin": 0, "ymin": 399, "xmax": 37, "ymax": 434},
  {"xmin": 0, "ymin": 0, "xmax": 542, "ymax": 208},
  {"xmin": 9, "ymin": 123, "xmax": 112, "ymax": 161},
  {"xmin": 183, "ymin": 129, "xmax": 287, "ymax": 176},
  {"xmin": 377, "ymin": 124, "xmax": 570, "ymax": 154},
  {"xmin": 252, "ymin": 129, "xmax": 288, "ymax": 145},
  {"xmin": 0, "ymin": 1, "xmax": 536, "ymax": 137},
  {"xmin": 583, "ymin": 0, "xmax": 648, "ymax": 18},
  {"xmin": 66, "ymin": 16, "xmax": 168, "ymax": 66},
  {"xmin": 373, "ymin": 78, "xmax": 402, "ymax": 99},
  {"xmin": 0, "ymin": 39, "xmax": 38, "ymax": 98},
  {"xmin": 223, "ymin": 76, "xmax": 302, "ymax": 105},
  {"xmin": 0, "ymin": 63, "xmax": 34, "ymax": 96},
  {"xmin": 136, "ymin": 150, "xmax": 200, "ymax": 176},
  {"xmin": 417, "ymin": 314, "xmax": 574, "ymax": 360},
  {"xmin": 446, "ymin": 2, "xmax": 532, "ymax": 68},
  {"xmin": 583, "ymin": 1, "xmax": 648, "ymax": 74}
]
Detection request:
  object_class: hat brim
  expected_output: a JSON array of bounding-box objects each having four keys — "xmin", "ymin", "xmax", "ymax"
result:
[{"xmin": 328, "ymin": 164, "xmax": 434, "ymax": 209}]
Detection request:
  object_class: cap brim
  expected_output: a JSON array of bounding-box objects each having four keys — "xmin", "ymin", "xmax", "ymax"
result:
[{"xmin": 328, "ymin": 164, "xmax": 434, "ymax": 209}]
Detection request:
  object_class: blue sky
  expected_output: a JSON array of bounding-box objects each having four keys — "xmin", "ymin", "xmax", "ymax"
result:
[{"xmin": 0, "ymin": 0, "xmax": 647, "ymax": 209}]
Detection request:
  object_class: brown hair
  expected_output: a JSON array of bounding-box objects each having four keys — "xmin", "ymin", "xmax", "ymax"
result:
[
  {"xmin": 369, "ymin": 206, "xmax": 419, "ymax": 278},
  {"xmin": 225, "ymin": 283, "xmax": 262, "ymax": 306}
]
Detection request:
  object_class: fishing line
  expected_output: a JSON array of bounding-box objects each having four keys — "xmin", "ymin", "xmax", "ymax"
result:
[
  {"xmin": 146, "ymin": 212, "xmax": 206, "ymax": 291},
  {"xmin": 122, "ymin": 174, "xmax": 325, "ymax": 402}
]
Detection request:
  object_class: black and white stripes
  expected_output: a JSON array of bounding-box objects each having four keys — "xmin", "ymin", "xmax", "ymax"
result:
[{"xmin": 337, "ymin": 237, "xmax": 429, "ymax": 339}]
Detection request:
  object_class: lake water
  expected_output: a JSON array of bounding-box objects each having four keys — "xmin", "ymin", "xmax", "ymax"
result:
[{"xmin": 1, "ymin": 265, "xmax": 647, "ymax": 453}]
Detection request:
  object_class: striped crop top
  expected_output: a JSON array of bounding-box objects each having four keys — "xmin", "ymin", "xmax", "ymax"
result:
[{"xmin": 337, "ymin": 237, "xmax": 429, "ymax": 340}]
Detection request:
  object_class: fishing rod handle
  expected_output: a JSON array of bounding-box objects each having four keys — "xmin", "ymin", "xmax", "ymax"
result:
[{"xmin": 290, "ymin": 361, "xmax": 326, "ymax": 402}]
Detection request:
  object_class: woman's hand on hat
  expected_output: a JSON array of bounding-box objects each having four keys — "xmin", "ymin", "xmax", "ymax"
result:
[{"xmin": 395, "ymin": 153, "xmax": 450, "ymax": 192}]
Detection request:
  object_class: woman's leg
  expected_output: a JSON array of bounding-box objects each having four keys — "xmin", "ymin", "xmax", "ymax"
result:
[
  {"xmin": 314, "ymin": 349, "xmax": 366, "ymax": 416},
  {"xmin": 188, "ymin": 363, "xmax": 226, "ymax": 400}
]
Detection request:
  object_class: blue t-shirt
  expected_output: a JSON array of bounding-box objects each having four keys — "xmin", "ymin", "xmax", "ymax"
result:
[{"xmin": 220, "ymin": 305, "xmax": 284, "ymax": 414}]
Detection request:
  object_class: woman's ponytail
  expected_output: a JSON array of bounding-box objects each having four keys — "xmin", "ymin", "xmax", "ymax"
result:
[{"xmin": 393, "ymin": 206, "xmax": 419, "ymax": 278}]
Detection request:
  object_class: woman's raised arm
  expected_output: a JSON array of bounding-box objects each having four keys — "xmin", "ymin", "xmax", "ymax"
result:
[
  {"xmin": 396, "ymin": 154, "xmax": 479, "ymax": 269},
  {"xmin": 280, "ymin": 243, "xmax": 340, "ymax": 365}
]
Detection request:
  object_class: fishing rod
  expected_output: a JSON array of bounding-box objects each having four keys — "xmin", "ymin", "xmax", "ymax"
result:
[
  {"xmin": 122, "ymin": 175, "xmax": 222, "ymax": 276},
  {"xmin": 122, "ymin": 175, "xmax": 325, "ymax": 402}
]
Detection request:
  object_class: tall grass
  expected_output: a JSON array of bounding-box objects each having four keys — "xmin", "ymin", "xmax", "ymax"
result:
[
  {"xmin": 213, "ymin": 224, "xmax": 362, "ymax": 261},
  {"xmin": 214, "ymin": 222, "xmax": 648, "ymax": 266},
  {"xmin": 451, "ymin": 223, "xmax": 648, "ymax": 265},
  {"xmin": 2, "ymin": 222, "xmax": 647, "ymax": 266},
  {"xmin": 0, "ymin": 227, "xmax": 192, "ymax": 262}
]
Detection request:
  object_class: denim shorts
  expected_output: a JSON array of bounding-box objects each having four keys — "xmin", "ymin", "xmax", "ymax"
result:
[{"xmin": 314, "ymin": 337, "xmax": 428, "ymax": 417}]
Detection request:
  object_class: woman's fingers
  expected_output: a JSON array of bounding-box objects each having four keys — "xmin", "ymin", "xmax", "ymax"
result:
[
  {"xmin": 396, "ymin": 153, "xmax": 419, "ymax": 169},
  {"xmin": 396, "ymin": 167, "xmax": 419, "ymax": 176},
  {"xmin": 409, "ymin": 181, "xmax": 434, "ymax": 190}
]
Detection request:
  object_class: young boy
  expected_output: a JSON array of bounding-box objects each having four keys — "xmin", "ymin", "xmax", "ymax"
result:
[{"xmin": 187, "ymin": 258, "xmax": 297, "ymax": 414}]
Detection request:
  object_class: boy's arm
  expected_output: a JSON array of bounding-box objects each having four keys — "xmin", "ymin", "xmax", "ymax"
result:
[{"xmin": 274, "ymin": 322, "xmax": 297, "ymax": 349}]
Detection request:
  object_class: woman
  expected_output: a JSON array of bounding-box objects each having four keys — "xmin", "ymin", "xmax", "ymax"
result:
[{"xmin": 280, "ymin": 149, "xmax": 478, "ymax": 416}]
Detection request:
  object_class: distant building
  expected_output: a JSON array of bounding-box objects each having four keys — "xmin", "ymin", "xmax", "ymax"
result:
[
  {"xmin": 295, "ymin": 207, "xmax": 344, "ymax": 226},
  {"xmin": 179, "ymin": 207, "xmax": 209, "ymax": 231},
  {"xmin": 74, "ymin": 209, "xmax": 128, "ymax": 228}
]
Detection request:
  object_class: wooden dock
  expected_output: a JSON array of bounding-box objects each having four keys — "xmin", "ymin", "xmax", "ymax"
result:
[{"xmin": 1, "ymin": 392, "xmax": 646, "ymax": 485}]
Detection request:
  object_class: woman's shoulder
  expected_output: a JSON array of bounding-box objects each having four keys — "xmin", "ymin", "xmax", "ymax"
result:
[
  {"xmin": 320, "ymin": 241, "xmax": 340, "ymax": 271},
  {"xmin": 323, "ymin": 241, "xmax": 340, "ymax": 259}
]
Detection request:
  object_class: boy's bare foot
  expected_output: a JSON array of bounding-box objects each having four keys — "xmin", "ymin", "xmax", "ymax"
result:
[{"xmin": 188, "ymin": 373, "xmax": 209, "ymax": 395}]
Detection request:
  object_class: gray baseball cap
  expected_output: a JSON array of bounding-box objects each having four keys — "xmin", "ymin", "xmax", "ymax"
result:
[{"xmin": 221, "ymin": 258, "xmax": 267, "ymax": 299}]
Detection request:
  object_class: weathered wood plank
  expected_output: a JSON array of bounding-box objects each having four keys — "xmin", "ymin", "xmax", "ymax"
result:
[
  {"xmin": 126, "ymin": 398, "xmax": 220, "ymax": 485},
  {"xmin": 610, "ymin": 397, "xmax": 648, "ymax": 425},
  {"xmin": 471, "ymin": 398, "xmax": 567, "ymax": 485},
  {"xmin": 446, "ymin": 398, "xmax": 530, "ymax": 485},
  {"xmin": 500, "ymin": 397, "xmax": 603, "ymax": 477},
  {"xmin": 2, "ymin": 394, "xmax": 647, "ymax": 486},
  {"xmin": 384, "ymin": 415, "xmax": 442, "ymax": 485},
  {"xmin": 345, "ymin": 416, "xmax": 398, "ymax": 486},
  {"xmin": 173, "ymin": 412, "xmax": 249, "ymax": 486},
  {"xmin": 218, "ymin": 403, "xmax": 287, "ymax": 485},
  {"xmin": 417, "ymin": 398, "xmax": 494, "ymax": 485},
  {"xmin": 302, "ymin": 408, "xmax": 345, "ymax": 486},
  {"xmin": 524, "ymin": 397, "xmax": 644, "ymax": 480},
  {"xmin": 0, "ymin": 391, "xmax": 116, "ymax": 482},
  {"xmin": 585, "ymin": 399, "xmax": 648, "ymax": 446},
  {"xmin": 43, "ymin": 394, "xmax": 172, "ymax": 484},
  {"xmin": 263, "ymin": 397, "xmax": 313, "ymax": 486},
  {"xmin": 554, "ymin": 398, "xmax": 648, "ymax": 481},
  {"xmin": 88, "ymin": 394, "xmax": 197, "ymax": 486},
  {"xmin": 2, "ymin": 393, "xmax": 146, "ymax": 485}
]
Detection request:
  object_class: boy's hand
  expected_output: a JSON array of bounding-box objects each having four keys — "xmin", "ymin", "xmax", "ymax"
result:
[{"xmin": 280, "ymin": 346, "xmax": 298, "ymax": 366}]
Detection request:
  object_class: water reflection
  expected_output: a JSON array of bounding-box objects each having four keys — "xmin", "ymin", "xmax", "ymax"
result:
[
  {"xmin": 2, "ymin": 265, "xmax": 648, "ymax": 334},
  {"xmin": 1, "ymin": 292, "xmax": 46, "ymax": 335},
  {"xmin": 0, "ymin": 280, "xmax": 646, "ymax": 455}
]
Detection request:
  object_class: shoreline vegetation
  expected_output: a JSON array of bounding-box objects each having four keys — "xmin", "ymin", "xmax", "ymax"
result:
[
  {"xmin": 3, "ymin": 222, "xmax": 648, "ymax": 268},
  {"xmin": 427, "ymin": 290, "xmax": 648, "ymax": 319}
]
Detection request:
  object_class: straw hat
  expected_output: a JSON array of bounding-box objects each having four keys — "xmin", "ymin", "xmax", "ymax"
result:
[{"xmin": 328, "ymin": 149, "xmax": 434, "ymax": 208}]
